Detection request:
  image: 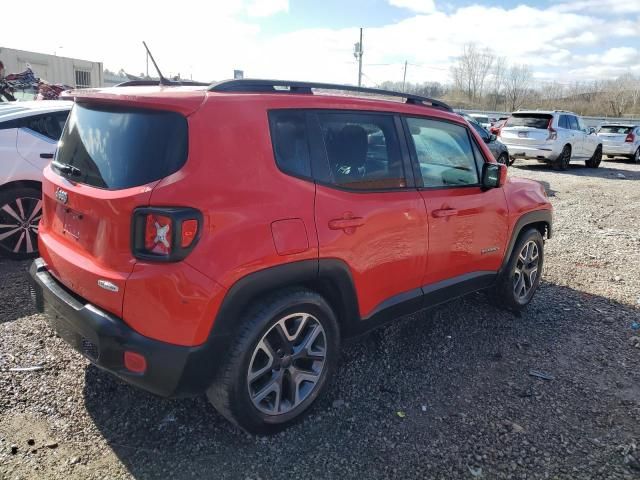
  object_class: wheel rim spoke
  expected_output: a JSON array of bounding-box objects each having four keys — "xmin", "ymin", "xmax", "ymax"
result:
[
  {"xmin": 247, "ymin": 312, "xmax": 327, "ymax": 416},
  {"xmin": 2, "ymin": 203, "xmax": 24, "ymax": 223},
  {"xmin": 513, "ymin": 240, "xmax": 540, "ymax": 299},
  {"xmin": 0, "ymin": 226, "xmax": 21, "ymax": 241},
  {"xmin": 27, "ymin": 200, "xmax": 42, "ymax": 223}
]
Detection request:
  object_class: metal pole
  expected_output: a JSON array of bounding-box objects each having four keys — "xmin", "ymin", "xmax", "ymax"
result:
[
  {"xmin": 146, "ymin": 53, "xmax": 149, "ymax": 77},
  {"xmin": 358, "ymin": 28, "xmax": 363, "ymax": 87},
  {"xmin": 402, "ymin": 60, "xmax": 407, "ymax": 92}
]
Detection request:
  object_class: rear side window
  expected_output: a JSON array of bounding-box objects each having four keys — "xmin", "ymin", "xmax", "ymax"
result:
[
  {"xmin": 558, "ymin": 115, "xmax": 569, "ymax": 129},
  {"xmin": 317, "ymin": 112, "xmax": 405, "ymax": 190},
  {"xmin": 599, "ymin": 125, "xmax": 634, "ymax": 134},
  {"xmin": 406, "ymin": 117, "xmax": 479, "ymax": 187},
  {"xmin": 55, "ymin": 104, "xmax": 187, "ymax": 190},
  {"xmin": 506, "ymin": 114, "xmax": 551, "ymax": 129},
  {"xmin": 25, "ymin": 112, "xmax": 69, "ymax": 141},
  {"xmin": 268, "ymin": 111, "xmax": 311, "ymax": 178}
]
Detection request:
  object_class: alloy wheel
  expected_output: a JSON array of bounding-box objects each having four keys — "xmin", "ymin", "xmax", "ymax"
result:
[
  {"xmin": 513, "ymin": 240, "xmax": 539, "ymax": 301},
  {"xmin": 247, "ymin": 312, "xmax": 327, "ymax": 416},
  {"xmin": 0, "ymin": 196, "xmax": 42, "ymax": 256}
]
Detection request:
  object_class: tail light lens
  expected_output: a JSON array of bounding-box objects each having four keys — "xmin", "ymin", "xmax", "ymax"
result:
[
  {"xmin": 625, "ymin": 132, "xmax": 635, "ymax": 143},
  {"xmin": 132, "ymin": 207, "xmax": 202, "ymax": 262},
  {"xmin": 547, "ymin": 118, "xmax": 557, "ymax": 141}
]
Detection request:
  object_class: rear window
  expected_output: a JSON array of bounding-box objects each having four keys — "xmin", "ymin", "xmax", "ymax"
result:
[
  {"xmin": 54, "ymin": 104, "xmax": 188, "ymax": 189},
  {"xmin": 505, "ymin": 114, "xmax": 552, "ymax": 129},
  {"xmin": 599, "ymin": 125, "xmax": 634, "ymax": 134}
]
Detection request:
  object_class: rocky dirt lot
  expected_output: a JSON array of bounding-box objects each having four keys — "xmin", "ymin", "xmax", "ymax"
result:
[{"xmin": 1, "ymin": 159, "xmax": 639, "ymax": 480}]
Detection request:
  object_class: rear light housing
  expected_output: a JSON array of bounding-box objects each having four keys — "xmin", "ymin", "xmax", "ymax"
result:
[
  {"xmin": 625, "ymin": 132, "xmax": 635, "ymax": 143},
  {"xmin": 547, "ymin": 118, "xmax": 557, "ymax": 141},
  {"xmin": 124, "ymin": 351, "xmax": 147, "ymax": 373},
  {"xmin": 132, "ymin": 207, "xmax": 203, "ymax": 262}
]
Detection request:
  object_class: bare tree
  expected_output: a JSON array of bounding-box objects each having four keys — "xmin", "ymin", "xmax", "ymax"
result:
[
  {"xmin": 488, "ymin": 56, "xmax": 507, "ymax": 110},
  {"xmin": 505, "ymin": 64, "xmax": 531, "ymax": 111},
  {"xmin": 450, "ymin": 44, "xmax": 495, "ymax": 103}
]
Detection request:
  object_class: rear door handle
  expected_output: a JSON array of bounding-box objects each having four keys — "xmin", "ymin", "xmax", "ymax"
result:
[
  {"xmin": 40, "ymin": 153, "xmax": 54, "ymax": 159},
  {"xmin": 432, "ymin": 208, "xmax": 458, "ymax": 218},
  {"xmin": 328, "ymin": 215, "xmax": 365, "ymax": 231}
]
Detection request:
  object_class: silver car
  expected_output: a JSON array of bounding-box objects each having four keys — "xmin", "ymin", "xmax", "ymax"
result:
[{"xmin": 597, "ymin": 124, "xmax": 640, "ymax": 163}]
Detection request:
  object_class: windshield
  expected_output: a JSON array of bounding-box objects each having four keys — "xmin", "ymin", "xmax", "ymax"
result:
[
  {"xmin": 505, "ymin": 114, "xmax": 552, "ymax": 129},
  {"xmin": 54, "ymin": 103, "xmax": 188, "ymax": 189},
  {"xmin": 599, "ymin": 125, "xmax": 634, "ymax": 134}
]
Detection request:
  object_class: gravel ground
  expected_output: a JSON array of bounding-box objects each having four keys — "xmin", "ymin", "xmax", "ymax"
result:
[{"xmin": 1, "ymin": 158, "xmax": 639, "ymax": 480}]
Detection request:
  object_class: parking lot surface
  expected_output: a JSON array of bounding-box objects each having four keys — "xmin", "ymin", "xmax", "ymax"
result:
[{"xmin": 1, "ymin": 159, "xmax": 639, "ymax": 479}]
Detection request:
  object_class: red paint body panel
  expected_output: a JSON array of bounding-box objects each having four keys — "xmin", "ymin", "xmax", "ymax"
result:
[
  {"xmin": 314, "ymin": 186, "xmax": 428, "ymax": 317},
  {"xmin": 122, "ymin": 261, "xmax": 226, "ymax": 346},
  {"xmin": 271, "ymin": 219, "xmax": 310, "ymax": 256}
]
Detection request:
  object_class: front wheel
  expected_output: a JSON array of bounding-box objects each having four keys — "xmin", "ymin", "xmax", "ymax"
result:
[
  {"xmin": 491, "ymin": 228, "xmax": 544, "ymax": 311},
  {"xmin": 585, "ymin": 145, "xmax": 602, "ymax": 168},
  {"xmin": 207, "ymin": 289, "xmax": 340, "ymax": 434}
]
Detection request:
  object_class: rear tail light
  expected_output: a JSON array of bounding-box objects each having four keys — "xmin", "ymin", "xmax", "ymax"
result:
[
  {"xmin": 124, "ymin": 351, "xmax": 147, "ymax": 373},
  {"xmin": 132, "ymin": 207, "xmax": 202, "ymax": 262},
  {"xmin": 547, "ymin": 118, "xmax": 557, "ymax": 141},
  {"xmin": 625, "ymin": 132, "xmax": 635, "ymax": 143}
]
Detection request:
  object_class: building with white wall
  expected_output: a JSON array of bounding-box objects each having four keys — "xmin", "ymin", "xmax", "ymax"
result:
[{"xmin": 0, "ymin": 47, "xmax": 103, "ymax": 88}]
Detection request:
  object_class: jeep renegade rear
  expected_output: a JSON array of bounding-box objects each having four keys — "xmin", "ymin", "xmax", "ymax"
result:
[{"xmin": 30, "ymin": 80, "xmax": 552, "ymax": 434}]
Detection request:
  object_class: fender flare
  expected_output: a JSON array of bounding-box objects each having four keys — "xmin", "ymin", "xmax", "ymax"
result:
[{"xmin": 500, "ymin": 209, "xmax": 552, "ymax": 274}]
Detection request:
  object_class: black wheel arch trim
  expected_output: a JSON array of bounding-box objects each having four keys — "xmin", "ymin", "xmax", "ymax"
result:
[{"xmin": 499, "ymin": 209, "xmax": 552, "ymax": 275}]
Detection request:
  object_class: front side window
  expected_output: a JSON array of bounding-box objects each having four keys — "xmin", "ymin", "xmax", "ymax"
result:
[
  {"xmin": 269, "ymin": 111, "xmax": 311, "ymax": 178},
  {"xmin": 317, "ymin": 112, "xmax": 405, "ymax": 190},
  {"xmin": 568, "ymin": 116, "xmax": 579, "ymax": 130},
  {"xmin": 406, "ymin": 117, "xmax": 479, "ymax": 188}
]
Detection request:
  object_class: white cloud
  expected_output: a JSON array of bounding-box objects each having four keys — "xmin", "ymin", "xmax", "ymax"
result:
[
  {"xmin": 602, "ymin": 47, "xmax": 639, "ymax": 65},
  {"xmin": 388, "ymin": 0, "xmax": 436, "ymax": 14},
  {"xmin": 246, "ymin": 0, "xmax": 289, "ymax": 17},
  {"xmin": 553, "ymin": 0, "xmax": 640, "ymax": 14}
]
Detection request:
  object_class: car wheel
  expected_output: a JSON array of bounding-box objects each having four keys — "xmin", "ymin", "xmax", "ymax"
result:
[
  {"xmin": 585, "ymin": 145, "xmax": 602, "ymax": 168},
  {"xmin": 497, "ymin": 153, "xmax": 509, "ymax": 166},
  {"xmin": 207, "ymin": 288, "xmax": 340, "ymax": 434},
  {"xmin": 552, "ymin": 145, "xmax": 571, "ymax": 171},
  {"xmin": 0, "ymin": 186, "xmax": 42, "ymax": 260},
  {"xmin": 632, "ymin": 147, "xmax": 640, "ymax": 163},
  {"xmin": 491, "ymin": 228, "xmax": 544, "ymax": 311}
]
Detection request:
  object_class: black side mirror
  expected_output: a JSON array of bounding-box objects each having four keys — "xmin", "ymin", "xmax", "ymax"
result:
[
  {"xmin": 482, "ymin": 163, "xmax": 506, "ymax": 189},
  {"xmin": 489, "ymin": 133, "xmax": 497, "ymax": 142},
  {"xmin": 588, "ymin": 127, "xmax": 596, "ymax": 135}
]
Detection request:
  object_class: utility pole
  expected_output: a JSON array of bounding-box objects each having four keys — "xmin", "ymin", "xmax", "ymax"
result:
[
  {"xmin": 402, "ymin": 60, "xmax": 408, "ymax": 92},
  {"xmin": 146, "ymin": 52, "xmax": 149, "ymax": 78},
  {"xmin": 353, "ymin": 28, "xmax": 363, "ymax": 87}
]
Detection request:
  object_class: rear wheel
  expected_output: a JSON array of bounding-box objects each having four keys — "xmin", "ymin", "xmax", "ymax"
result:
[
  {"xmin": 585, "ymin": 145, "xmax": 602, "ymax": 168},
  {"xmin": 0, "ymin": 186, "xmax": 42, "ymax": 260},
  {"xmin": 507, "ymin": 156, "xmax": 516, "ymax": 166},
  {"xmin": 491, "ymin": 228, "xmax": 544, "ymax": 311},
  {"xmin": 207, "ymin": 289, "xmax": 340, "ymax": 434},
  {"xmin": 552, "ymin": 145, "xmax": 571, "ymax": 171},
  {"xmin": 631, "ymin": 147, "xmax": 640, "ymax": 163},
  {"xmin": 497, "ymin": 153, "xmax": 509, "ymax": 166}
]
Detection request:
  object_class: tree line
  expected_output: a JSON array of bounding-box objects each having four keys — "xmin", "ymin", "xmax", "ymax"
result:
[{"xmin": 378, "ymin": 44, "xmax": 640, "ymax": 118}]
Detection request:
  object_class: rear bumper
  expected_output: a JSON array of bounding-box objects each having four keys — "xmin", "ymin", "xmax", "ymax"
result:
[
  {"xmin": 602, "ymin": 144, "xmax": 635, "ymax": 156},
  {"xmin": 504, "ymin": 144, "xmax": 558, "ymax": 161},
  {"xmin": 29, "ymin": 258, "xmax": 224, "ymax": 398}
]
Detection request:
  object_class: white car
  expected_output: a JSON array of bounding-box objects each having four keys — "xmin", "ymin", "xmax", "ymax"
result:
[
  {"xmin": 0, "ymin": 101, "xmax": 72, "ymax": 259},
  {"xmin": 499, "ymin": 110, "xmax": 602, "ymax": 170},
  {"xmin": 597, "ymin": 124, "xmax": 640, "ymax": 163},
  {"xmin": 468, "ymin": 113, "xmax": 497, "ymax": 129}
]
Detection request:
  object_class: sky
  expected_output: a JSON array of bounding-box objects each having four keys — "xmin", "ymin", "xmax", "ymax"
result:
[{"xmin": 2, "ymin": 0, "xmax": 639, "ymax": 86}]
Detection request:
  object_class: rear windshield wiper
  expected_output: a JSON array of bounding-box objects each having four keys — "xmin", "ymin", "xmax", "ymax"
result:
[{"xmin": 52, "ymin": 160, "xmax": 82, "ymax": 177}]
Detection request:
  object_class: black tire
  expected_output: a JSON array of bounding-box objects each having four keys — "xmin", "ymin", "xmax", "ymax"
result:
[
  {"xmin": 491, "ymin": 228, "xmax": 544, "ymax": 312},
  {"xmin": 207, "ymin": 288, "xmax": 340, "ymax": 434},
  {"xmin": 0, "ymin": 186, "xmax": 42, "ymax": 260},
  {"xmin": 630, "ymin": 147, "xmax": 640, "ymax": 163},
  {"xmin": 497, "ymin": 153, "xmax": 509, "ymax": 166},
  {"xmin": 552, "ymin": 145, "xmax": 571, "ymax": 171},
  {"xmin": 585, "ymin": 145, "xmax": 602, "ymax": 168},
  {"xmin": 507, "ymin": 156, "xmax": 516, "ymax": 166}
]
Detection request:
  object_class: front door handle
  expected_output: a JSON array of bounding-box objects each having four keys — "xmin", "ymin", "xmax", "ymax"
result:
[
  {"xmin": 328, "ymin": 213, "xmax": 365, "ymax": 232},
  {"xmin": 432, "ymin": 208, "xmax": 458, "ymax": 218},
  {"xmin": 40, "ymin": 153, "xmax": 54, "ymax": 159}
]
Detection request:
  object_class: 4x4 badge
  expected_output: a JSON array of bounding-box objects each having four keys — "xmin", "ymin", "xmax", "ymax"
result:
[{"xmin": 55, "ymin": 188, "xmax": 68, "ymax": 204}]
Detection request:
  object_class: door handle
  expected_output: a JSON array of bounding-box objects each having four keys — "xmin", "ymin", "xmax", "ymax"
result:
[
  {"xmin": 328, "ymin": 215, "xmax": 365, "ymax": 231},
  {"xmin": 432, "ymin": 208, "xmax": 458, "ymax": 218},
  {"xmin": 40, "ymin": 153, "xmax": 54, "ymax": 159}
]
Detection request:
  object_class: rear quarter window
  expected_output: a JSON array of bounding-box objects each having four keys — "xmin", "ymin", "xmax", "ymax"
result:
[{"xmin": 55, "ymin": 104, "xmax": 188, "ymax": 190}]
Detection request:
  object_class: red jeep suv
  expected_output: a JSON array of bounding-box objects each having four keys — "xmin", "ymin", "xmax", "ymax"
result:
[{"xmin": 30, "ymin": 79, "xmax": 552, "ymax": 433}]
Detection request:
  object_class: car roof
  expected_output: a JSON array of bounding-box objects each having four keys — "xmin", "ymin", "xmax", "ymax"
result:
[
  {"xmin": 599, "ymin": 123, "xmax": 637, "ymax": 128},
  {"xmin": 0, "ymin": 100, "xmax": 73, "ymax": 122},
  {"xmin": 514, "ymin": 110, "xmax": 577, "ymax": 116}
]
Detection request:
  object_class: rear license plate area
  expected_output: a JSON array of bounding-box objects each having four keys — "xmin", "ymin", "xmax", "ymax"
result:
[
  {"xmin": 518, "ymin": 131, "xmax": 528, "ymax": 138},
  {"xmin": 63, "ymin": 209, "xmax": 83, "ymax": 240}
]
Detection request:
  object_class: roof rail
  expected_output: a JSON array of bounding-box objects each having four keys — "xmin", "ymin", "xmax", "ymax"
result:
[
  {"xmin": 209, "ymin": 79, "xmax": 453, "ymax": 112},
  {"xmin": 115, "ymin": 79, "xmax": 210, "ymax": 87}
]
